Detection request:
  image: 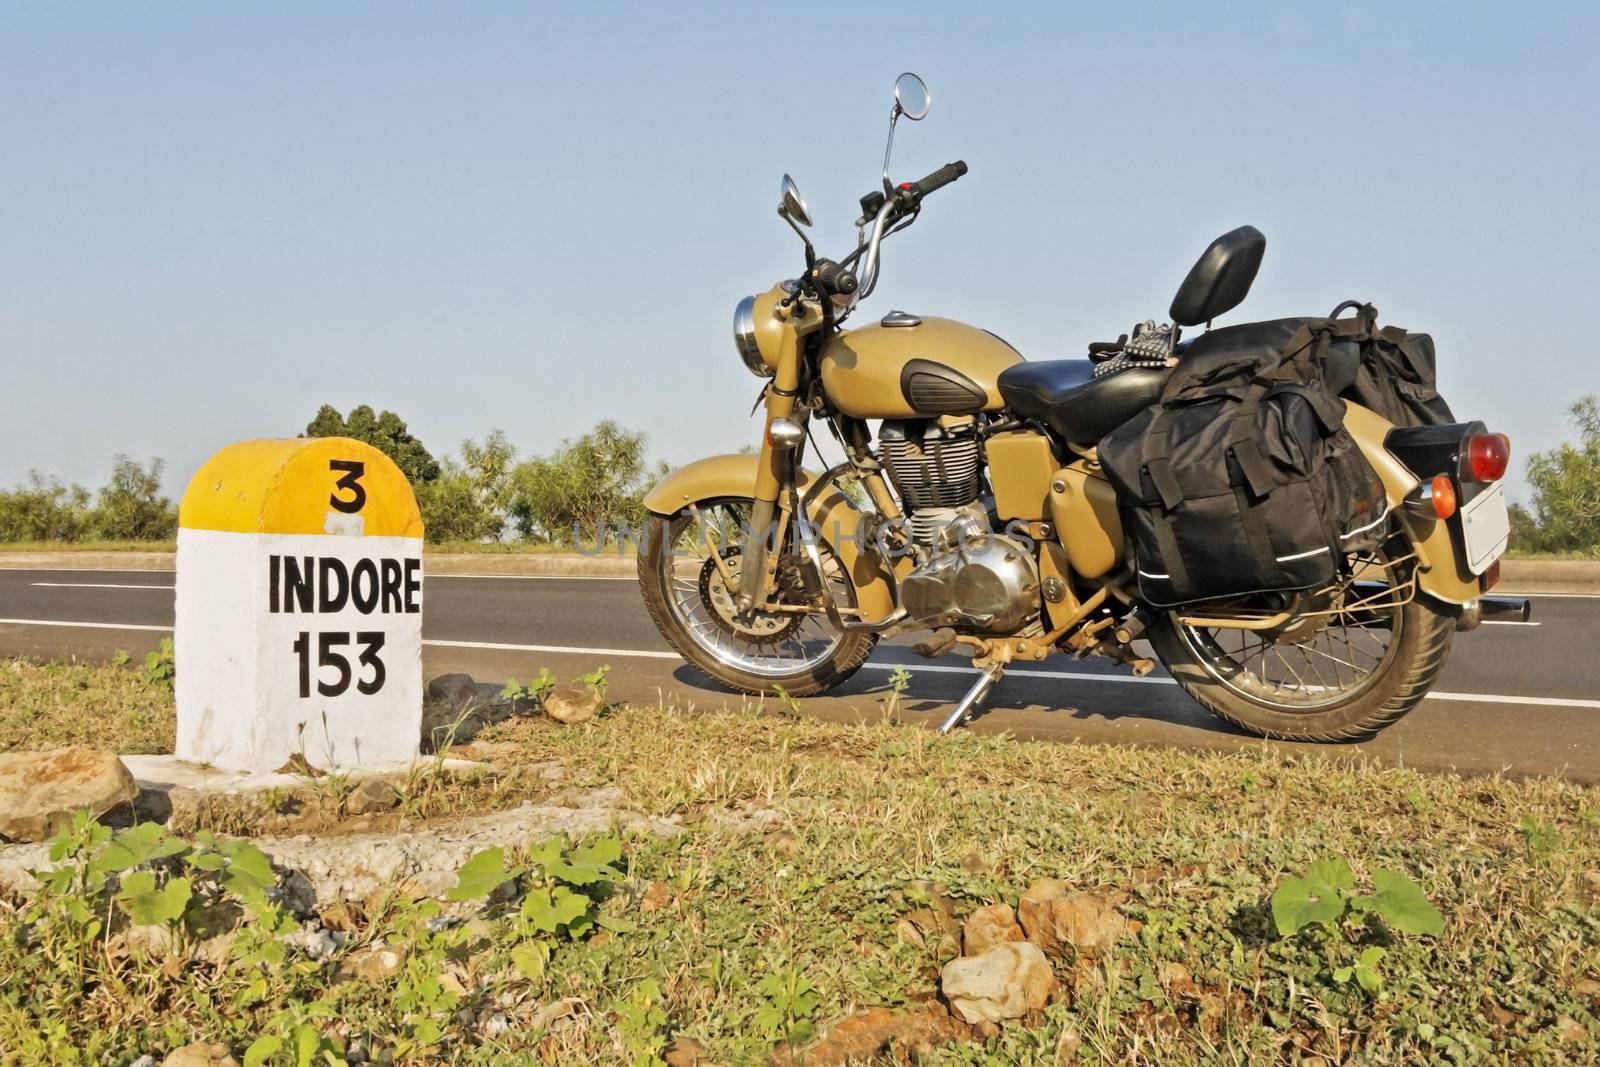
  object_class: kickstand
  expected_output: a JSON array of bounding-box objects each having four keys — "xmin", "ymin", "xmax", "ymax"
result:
[{"xmin": 939, "ymin": 663, "xmax": 1005, "ymax": 735}]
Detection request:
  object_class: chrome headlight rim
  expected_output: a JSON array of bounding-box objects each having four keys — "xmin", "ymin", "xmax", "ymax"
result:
[{"xmin": 733, "ymin": 294, "xmax": 770, "ymax": 378}]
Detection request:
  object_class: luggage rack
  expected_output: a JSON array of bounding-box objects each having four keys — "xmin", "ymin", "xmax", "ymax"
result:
[{"xmin": 1175, "ymin": 551, "xmax": 1420, "ymax": 631}]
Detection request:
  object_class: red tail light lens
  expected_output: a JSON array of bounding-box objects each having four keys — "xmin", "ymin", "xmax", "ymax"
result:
[
  {"xmin": 1462, "ymin": 432, "xmax": 1510, "ymax": 483},
  {"xmin": 1430, "ymin": 475, "xmax": 1457, "ymax": 519}
]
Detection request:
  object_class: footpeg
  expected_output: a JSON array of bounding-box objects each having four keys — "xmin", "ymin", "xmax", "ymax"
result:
[{"xmin": 913, "ymin": 628, "xmax": 959, "ymax": 659}]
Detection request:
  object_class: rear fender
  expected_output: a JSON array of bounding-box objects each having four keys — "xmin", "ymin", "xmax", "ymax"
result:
[
  {"xmin": 642, "ymin": 454, "xmax": 900, "ymax": 619},
  {"xmin": 1344, "ymin": 404, "xmax": 1481, "ymax": 605}
]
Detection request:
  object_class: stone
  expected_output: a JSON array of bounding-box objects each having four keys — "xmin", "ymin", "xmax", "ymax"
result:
[
  {"xmin": 338, "ymin": 945, "xmax": 407, "ymax": 982},
  {"xmin": 940, "ymin": 942, "xmax": 1055, "ymax": 1025},
  {"xmin": 161, "ymin": 1044, "xmax": 239, "ymax": 1067},
  {"xmin": 963, "ymin": 903, "xmax": 1025, "ymax": 956},
  {"xmin": 530, "ymin": 996, "xmax": 585, "ymax": 1030},
  {"xmin": 798, "ymin": 1006, "xmax": 957, "ymax": 1065},
  {"xmin": 427, "ymin": 673, "xmax": 479, "ymax": 703},
  {"xmin": 639, "ymin": 881, "xmax": 671, "ymax": 913},
  {"xmin": 544, "ymin": 686, "xmax": 602, "ymax": 725},
  {"xmin": 1017, "ymin": 879, "xmax": 1127, "ymax": 959},
  {"xmin": 0, "ymin": 748, "xmax": 137, "ymax": 842},
  {"xmin": 345, "ymin": 778, "xmax": 400, "ymax": 816},
  {"xmin": 663, "ymin": 1037, "xmax": 709, "ymax": 1066}
]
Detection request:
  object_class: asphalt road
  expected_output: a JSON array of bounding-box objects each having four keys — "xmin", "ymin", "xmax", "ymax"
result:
[{"xmin": 1, "ymin": 568, "xmax": 1596, "ymax": 781}]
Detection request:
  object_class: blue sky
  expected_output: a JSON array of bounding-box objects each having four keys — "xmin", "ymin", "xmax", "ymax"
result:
[{"xmin": 2, "ymin": 1, "xmax": 1596, "ymax": 503}]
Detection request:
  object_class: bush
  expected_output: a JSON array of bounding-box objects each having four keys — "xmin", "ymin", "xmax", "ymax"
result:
[
  {"xmin": 1516, "ymin": 396, "xmax": 1600, "ymax": 556},
  {"xmin": 508, "ymin": 420, "xmax": 664, "ymax": 546},
  {"xmin": 0, "ymin": 472, "xmax": 92, "ymax": 542},
  {"xmin": 90, "ymin": 456, "xmax": 176, "ymax": 541},
  {"xmin": 304, "ymin": 404, "xmax": 441, "ymax": 485}
]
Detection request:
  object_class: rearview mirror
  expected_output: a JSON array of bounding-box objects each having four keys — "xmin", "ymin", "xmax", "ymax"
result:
[
  {"xmin": 894, "ymin": 72, "xmax": 930, "ymax": 121},
  {"xmin": 779, "ymin": 173, "xmax": 812, "ymax": 227}
]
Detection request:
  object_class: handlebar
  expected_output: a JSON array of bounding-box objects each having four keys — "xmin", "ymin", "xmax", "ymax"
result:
[
  {"xmin": 848, "ymin": 159, "xmax": 969, "ymax": 306},
  {"xmin": 907, "ymin": 160, "xmax": 967, "ymax": 199}
]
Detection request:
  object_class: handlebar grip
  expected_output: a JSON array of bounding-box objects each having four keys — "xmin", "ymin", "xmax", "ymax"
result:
[
  {"xmin": 814, "ymin": 259, "xmax": 858, "ymax": 297},
  {"xmin": 911, "ymin": 160, "xmax": 968, "ymax": 198}
]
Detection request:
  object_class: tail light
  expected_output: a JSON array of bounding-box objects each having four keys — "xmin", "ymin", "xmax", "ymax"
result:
[
  {"xmin": 1429, "ymin": 475, "xmax": 1457, "ymax": 519},
  {"xmin": 1460, "ymin": 432, "xmax": 1510, "ymax": 483}
]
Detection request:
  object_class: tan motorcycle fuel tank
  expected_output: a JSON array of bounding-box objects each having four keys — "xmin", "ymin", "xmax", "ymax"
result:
[{"xmin": 819, "ymin": 315, "xmax": 1022, "ymax": 419}]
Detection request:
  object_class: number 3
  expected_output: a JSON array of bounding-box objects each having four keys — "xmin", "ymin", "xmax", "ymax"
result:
[{"xmin": 329, "ymin": 460, "xmax": 367, "ymax": 513}]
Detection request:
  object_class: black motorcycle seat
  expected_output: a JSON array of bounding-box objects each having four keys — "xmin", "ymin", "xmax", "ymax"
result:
[
  {"xmin": 997, "ymin": 360, "xmax": 1170, "ymax": 444},
  {"xmin": 996, "ymin": 326, "xmax": 1362, "ymax": 445}
]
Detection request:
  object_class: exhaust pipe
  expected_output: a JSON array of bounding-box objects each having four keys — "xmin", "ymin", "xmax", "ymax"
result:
[{"xmin": 1456, "ymin": 596, "xmax": 1532, "ymax": 631}]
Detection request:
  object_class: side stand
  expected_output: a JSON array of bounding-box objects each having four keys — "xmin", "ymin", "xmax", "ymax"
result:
[{"xmin": 938, "ymin": 663, "xmax": 1005, "ymax": 735}]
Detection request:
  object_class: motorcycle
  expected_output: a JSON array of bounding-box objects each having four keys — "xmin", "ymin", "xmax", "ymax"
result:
[{"xmin": 637, "ymin": 73, "xmax": 1528, "ymax": 741}]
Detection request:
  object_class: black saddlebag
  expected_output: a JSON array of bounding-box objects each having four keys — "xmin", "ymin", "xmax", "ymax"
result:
[
  {"xmin": 1099, "ymin": 319, "xmax": 1387, "ymax": 606},
  {"xmin": 1326, "ymin": 301, "xmax": 1455, "ymax": 427}
]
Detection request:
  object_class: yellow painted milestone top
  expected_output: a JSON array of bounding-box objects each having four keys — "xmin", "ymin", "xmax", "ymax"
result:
[{"xmin": 178, "ymin": 438, "xmax": 424, "ymax": 538}]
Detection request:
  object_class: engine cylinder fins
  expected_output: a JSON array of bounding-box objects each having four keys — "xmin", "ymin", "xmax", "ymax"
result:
[
  {"xmin": 879, "ymin": 419, "xmax": 983, "ymax": 518},
  {"xmin": 899, "ymin": 358, "xmax": 988, "ymax": 414}
]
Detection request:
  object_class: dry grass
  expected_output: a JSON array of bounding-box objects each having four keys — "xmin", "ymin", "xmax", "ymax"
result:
[
  {"xmin": 0, "ymin": 657, "xmax": 174, "ymax": 754},
  {"xmin": 2, "ymin": 661, "xmax": 1598, "ymax": 1061}
]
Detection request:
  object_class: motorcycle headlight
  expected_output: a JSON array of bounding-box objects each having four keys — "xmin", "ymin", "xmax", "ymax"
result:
[{"xmin": 733, "ymin": 295, "xmax": 771, "ymax": 378}]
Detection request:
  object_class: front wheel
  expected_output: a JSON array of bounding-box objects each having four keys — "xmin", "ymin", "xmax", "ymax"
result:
[
  {"xmin": 1149, "ymin": 538, "xmax": 1455, "ymax": 742},
  {"xmin": 637, "ymin": 498, "xmax": 877, "ymax": 697}
]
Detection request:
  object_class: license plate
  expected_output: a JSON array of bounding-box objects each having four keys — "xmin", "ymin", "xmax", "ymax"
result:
[{"xmin": 1461, "ymin": 481, "xmax": 1509, "ymax": 575}]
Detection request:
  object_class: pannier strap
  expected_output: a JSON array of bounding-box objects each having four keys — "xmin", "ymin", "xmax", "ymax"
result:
[{"xmin": 1145, "ymin": 457, "xmax": 1184, "ymax": 511}]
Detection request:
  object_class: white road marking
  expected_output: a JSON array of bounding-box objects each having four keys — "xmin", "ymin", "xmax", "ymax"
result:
[
  {"xmin": 426, "ymin": 573, "xmax": 634, "ymax": 581},
  {"xmin": 30, "ymin": 582, "xmax": 175, "ymax": 590},
  {"xmin": 423, "ymin": 638, "xmax": 679, "ymax": 659},
  {"xmin": 0, "ymin": 618, "xmax": 173, "ymax": 633},
  {"xmin": 1483, "ymin": 620, "xmax": 1540, "ymax": 627},
  {"xmin": 1, "ymin": 620, "xmax": 1596, "ymax": 710}
]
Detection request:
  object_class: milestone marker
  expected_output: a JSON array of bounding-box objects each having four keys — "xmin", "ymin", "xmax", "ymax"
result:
[{"xmin": 175, "ymin": 438, "xmax": 425, "ymax": 771}]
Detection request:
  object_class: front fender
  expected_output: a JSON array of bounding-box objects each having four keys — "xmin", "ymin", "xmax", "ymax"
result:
[
  {"xmin": 1345, "ymin": 404, "xmax": 1481, "ymax": 606},
  {"xmin": 643, "ymin": 454, "xmax": 900, "ymax": 620}
]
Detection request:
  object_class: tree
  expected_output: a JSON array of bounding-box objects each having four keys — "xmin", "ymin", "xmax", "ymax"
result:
[
  {"xmin": 0, "ymin": 472, "xmax": 92, "ymax": 542},
  {"xmin": 304, "ymin": 404, "xmax": 441, "ymax": 485},
  {"xmin": 417, "ymin": 432, "xmax": 518, "ymax": 543},
  {"xmin": 90, "ymin": 457, "xmax": 176, "ymax": 541},
  {"xmin": 1521, "ymin": 396, "xmax": 1600, "ymax": 556},
  {"xmin": 509, "ymin": 420, "xmax": 664, "ymax": 545}
]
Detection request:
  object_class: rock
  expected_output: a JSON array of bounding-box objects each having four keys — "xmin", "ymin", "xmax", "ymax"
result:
[
  {"xmin": 530, "ymin": 996, "xmax": 585, "ymax": 1030},
  {"xmin": 0, "ymin": 748, "xmax": 137, "ymax": 842},
  {"xmin": 482, "ymin": 1012, "xmax": 511, "ymax": 1037},
  {"xmin": 1557, "ymin": 1015, "xmax": 1588, "ymax": 1044},
  {"xmin": 1054, "ymin": 1027, "xmax": 1081, "ymax": 1063},
  {"xmin": 639, "ymin": 881, "xmax": 671, "ymax": 913},
  {"xmin": 427, "ymin": 673, "xmax": 479, "ymax": 702},
  {"xmin": 798, "ymin": 1006, "xmax": 956, "ymax": 1065},
  {"xmin": 663, "ymin": 1037, "xmax": 708, "ymax": 1066},
  {"xmin": 161, "ymin": 1044, "xmax": 239, "ymax": 1067},
  {"xmin": 338, "ymin": 945, "xmax": 407, "ymax": 982},
  {"xmin": 120, "ymin": 923, "xmax": 176, "ymax": 958},
  {"xmin": 963, "ymin": 903, "xmax": 1025, "ymax": 956},
  {"xmin": 288, "ymin": 924, "xmax": 342, "ymax": 961},
  {"xmin": 1017, "ymin": 879, "xmax": 1127, "ymax": 959},
  {"xmin": 1157, "ymin": 961, "xmax": 1195, "ymax": 998},
  {"xmin": 544, "ymin": 687, "xmax": 602, "ymax": 725},
  {"xmin": 128, "ymin": 1056, "xmax": 157, "ymax": 1067},
  {"xmin": 345, "ymin": 778, "xmax": 400, "ymax": 816},
  {"xmin": 940, "ymin": 942, "xmax": 1055, "ymax": 1025}
]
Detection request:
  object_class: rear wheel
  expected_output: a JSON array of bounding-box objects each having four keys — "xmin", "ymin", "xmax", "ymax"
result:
[
  {"xmin": 637, "ymin": 498, "xmax": 877, "ymax": 697},
  {"xmin": 1149, "ymin": 535, "xmax": 1454, "ymax": 741}
]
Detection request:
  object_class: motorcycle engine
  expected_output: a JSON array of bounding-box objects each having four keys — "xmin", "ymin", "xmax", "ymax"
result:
[{"xmin": 880, "ymin": 419, "xmax": 1041, "ymax": 634}]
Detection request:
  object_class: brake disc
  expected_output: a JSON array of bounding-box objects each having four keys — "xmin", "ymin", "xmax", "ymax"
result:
[{"xmin": 698, "ymin": 550, "xmax": 800, "ymax": 641}]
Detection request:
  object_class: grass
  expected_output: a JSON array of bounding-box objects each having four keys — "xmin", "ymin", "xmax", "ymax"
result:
[
  {"xmin": 0, "ymin": 658, "xmax": 174, "ymax": 754},
  {"xmin": 1, "ymin": 659, "xmax": 1597, "ymax": 1062},
  {"xmin": 0, "ymin": 540, "xmax": 177, "ymax": 554}
]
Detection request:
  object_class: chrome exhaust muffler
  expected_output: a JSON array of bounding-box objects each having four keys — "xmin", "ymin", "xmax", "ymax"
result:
[{"xmin": 1456, "ymin": 596, "xmax": 1532, "ymax": 631}]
